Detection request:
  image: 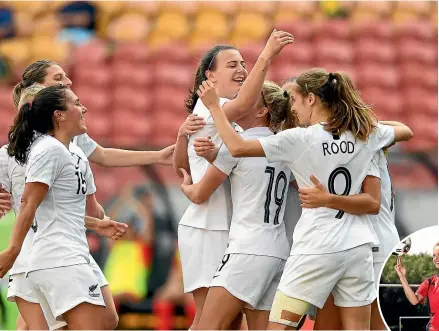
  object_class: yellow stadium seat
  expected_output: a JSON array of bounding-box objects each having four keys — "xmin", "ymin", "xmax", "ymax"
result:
[
  {"xmin": 29, "ymin": 37, "xmax": 70, "ymax": 64},
  {"xmin": 197, "ymin": 1, "xmax": 238, "ymax": 15},
  {"xmin": 0, "ymin": 39, "xmax": 31, "ymax": 66},
  {"xmin": 233, "ymin": 12, "xmax": 271, "ymax": 42},
  {"xmin": 106, "ymin": 12, "xmax": 150, "ymax": 42},
  {"xmin": 153, "ymin": 11, "xmax": 189, "ymax": 40},
  {"xmin": 94, "ymin": 1, "xmax": 125, "ymax": 15},
  {"xmin": 193, "ymin": 11, "xmax": 229, "ymax": 40},
  {"xmin": 14, "ymin": 11, "xmax": 34, "ymax": 38},
  {"xmin": 32, "ymin": 12, "xmax": 61, "ymax": 38},
  {"xmin": 237, "ymin": 0, "xmax": 277, "ymax": 16},
  {"xmin": 161, "ymin": 1, "xmax": 198, "ymax": 16},
  {"xmin": 393, "ymin": 1, "xmax": 433, "ymax": 22},
  {"xmin": 352, "ymin": 1, "xmax": 393, "ymax": 21},
  {"xmin": 274, "ymin": 1, "xmax": 318, "ymax": 22},
  {"xmin": 6, "ymin": 1, "xmax": 48, "ymax": 15}
]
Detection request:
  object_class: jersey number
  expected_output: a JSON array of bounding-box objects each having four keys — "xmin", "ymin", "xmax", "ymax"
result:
[
  {"xmin": 328, "ymin": 167, "xmax": 352, "ymax": 219},
  {"xmin": 264, "ymin": 166, "xmax": 287, "ymax": 225},
  {"xmin": 75, "ymin": 170, "xmax": 87, "ymax": 194},
  {"xmin": 386, "ymin": 162, "xmax": 395, "ymax": 212}
]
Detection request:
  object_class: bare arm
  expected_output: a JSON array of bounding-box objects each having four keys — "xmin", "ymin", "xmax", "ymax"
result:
[
  {"xmin": 221, "ymin": 30, "xmax": 295, "ymax": 122},
  {"xmin": 179, "ymin": 167, "xmax": 227, "ymax": 205},
  {"xmin": 0, "ymin": 182, "xmax": 48, "ymax": 277},
  {"xmin": 88, "ymin": 144, "xmax": 175, "ymax": 167},
  {"xmin": 86, "ymin": 194, "xmax": 105, "ymax": 220},
  {"xmin": 380, "ymin": 121, "xmax": 414, "ymax": 143},
  {"xmin": 299, "ymin": 175, "xmax": 381, "ymax": 215},
  {"xmin": 395, "ymin": 257, "xmax": 424, "ymax": 305},
  {"xmin": 173, "ymin": 115, "xmax": 206, "ymax": 178}
]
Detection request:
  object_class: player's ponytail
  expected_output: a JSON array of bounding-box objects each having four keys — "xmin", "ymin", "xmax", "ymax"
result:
[
  {"xmin": 185, "ymin": 45, "xmax": 237, "ymax": 113},
  {"xmin": 296, "ymin": 68, "xmax": 377, "ymax": 141},
  {"xmin": 12, "ymin": 60, "xmax": 56, "ymax": 108},
  {"xmin": 261, "ymin": 81, "xmax": 296, "ymax": 132},
  {"xmin": 8, "ymin": 85, "xmax": 67, "ymax": 165}
]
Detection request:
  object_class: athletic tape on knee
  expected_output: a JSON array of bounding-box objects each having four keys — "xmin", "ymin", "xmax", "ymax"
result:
[{"xmin": 269, "ymin": 290, "xmax": 310, "ymax": 328}]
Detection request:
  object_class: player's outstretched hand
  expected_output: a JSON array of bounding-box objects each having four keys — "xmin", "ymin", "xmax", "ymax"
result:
[
  {"xmin": 394, "ymin": 256, "xmax": 407, "ymax": 278},
  {"xmin": 298, "ymin": 175, "xmax": 331, "ymax": 208},
  {"xmin": 194, "ymin": 137, "xmax": 215, "ymax": 157},
  {"xmin": 0, "ymin": 188, "xmax": 12, "ymax": 218},
  {"xmin": 179, "ymin": 114, "xmax": 206, "ymax": 137},
  {"xmin": 157, "ymin": 144, "xmax": 176, "ymax": 165},
  {"xmin": 179, "ymin": 168, "xmax": 192, "ymax": 186},
  {"xmin": 95, "ymin": 218, "xmax": 128, "ymax": 240},
  {"xmin": 0, "ymin": 248, "xmax": 18, "ymax": 278},
  {"xmin": 197, "ymin": 80, "xmax": 220, "ymax": 109},
  {"xmin": 260, "ymin": 29, "xmax": 295, "ymax": 61}
]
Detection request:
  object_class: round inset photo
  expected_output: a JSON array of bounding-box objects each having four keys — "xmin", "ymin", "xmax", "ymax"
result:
[{"xmin": 378, "ymin": 225, "xmax": 439, "ymax": 331}]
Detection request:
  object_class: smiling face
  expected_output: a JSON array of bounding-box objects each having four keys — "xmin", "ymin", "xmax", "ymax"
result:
[
  {"xmin": 433, "ymin": 245, "xmax": 439, "ymax": 269},
  {"xmin": 206, "ymin": 49, "xmax": 248, "ymax": 100},
  {"xmin": 55, "ymin": 89, "xmax": 87, "ymax": 137}
]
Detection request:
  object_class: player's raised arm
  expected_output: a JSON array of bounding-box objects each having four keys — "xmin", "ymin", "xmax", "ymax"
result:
[
  {"xmin": 197, "ymin": 81, "xmax": 265, "ymax": 158},
  {"xmin": 221, "ymin": 30, "xmax": 294, "ymax": 122}
]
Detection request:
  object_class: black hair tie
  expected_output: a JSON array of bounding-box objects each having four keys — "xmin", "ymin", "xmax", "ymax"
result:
[
  {"xmin": 328, "ymin": 72, "xmax": 337, "ymax": 83},
  {"xmin": 283, "ymin": 90, "xmax": 289, "ymax": 98}
]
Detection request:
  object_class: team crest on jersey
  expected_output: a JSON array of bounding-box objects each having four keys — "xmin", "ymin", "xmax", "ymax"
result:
[{"xmin": 89, "ymin": 283, "xmax": 100, "ymax": 298}]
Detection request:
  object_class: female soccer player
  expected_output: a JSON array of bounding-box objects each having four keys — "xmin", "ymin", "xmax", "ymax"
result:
[
  {"xmin": 12, "ymin": 60, "xmax": 175, "ymax": 167},
  {"xmin": 300, "ymin": 147, "xmax": 400, "ymax": 330},
  {"xmin": 0, "ymin": 86, "xmax": 111, "ymax": 330},
  {"xmin": 180, "ymin": 81, "xmax": 295, "ymax": 330},
  {"xmin": 173, "ymin": 30, "xmax": 294, "ymax": 330},
  {"xmin": 395, "ymin": 243, "xmax": 439, "ymax": 331},
  {"xmin": 1, "ymin": 85, "xmax": 126, "ymax": 330},
  {"xmin": 196, "ymin": 68, "xmax": 413, "ymax": 330}
]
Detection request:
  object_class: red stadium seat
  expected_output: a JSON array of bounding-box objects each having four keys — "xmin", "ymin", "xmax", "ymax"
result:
[
  {"xmin": 402, "ymin": 87, "xmax": 438, "ymax": 116},
  {"xmin": 274, "ymin": 22, "xmax": 316, "ymax": 41},
  {"xmin": 354, "ymin": 39, "xmax": 396, "ymax": 64},
  {"xmin": 315, "ymin": 40, "xmax": 354, "ymax": 65},
  {"xmin": 150, "ymin": 43, "xmax": 192, "ymax": 64},
  {"xmin": 73, "ymin": 65, "xmax": 112, "ymax": 87},
  {"xmin": 315, "ymin": 20, "xmax": 352, "ymax": 41},
  {"xmin": 394, "ymin": 21, "xmax": 437, "ymax": 42},
  {"xmin": 355, "ymin": 65, "xmax": 400, "ymax": 89},
  {"xmin": 110, "ymin": 112, "xmax": 153, "ymax": 147},
  {"xmin": 273, "ymin": 41, "xmax": 315, "ymax": 66},
  {"xmin": 83, "ymin": 111, "xmax": 111, "ymax": 143},
  {"xmin": 112, "ymin": 62, "xmax": 153, "ymax": 87},
  {"xmin": 154, "ymin": 64, "xmax": 193, "ymax": 88},
  {"xmin": 361, "ymin": 88, "xmax": 403, "ymax": 118},
  {"xmin": 72, "ymin": 39, "xmax": 108, "ymax": 65},
  {"xmin": 112, "ymin": 42, "xmax": 150, "ymax": 63},
  {"xmin": 113, "ymin": 87, "xmax": 153, "ymax": 113},
  {"xmin": 351, "ymin": 21, "xmax": 394, "ymax": 40},
  {"xmin": 399, "ymin": 63, "xmax": 438, "ymax": 91},
  {"xmin": 398, "ymin": 39, "xmax": 437, "ymax": 65},
  {"xmin": 153, "ymin": 87, "xmax": 189, "ymax": 115},
  {"xmin": 73, "ymin": 86, "xmax": 112, "ymax": 113}
]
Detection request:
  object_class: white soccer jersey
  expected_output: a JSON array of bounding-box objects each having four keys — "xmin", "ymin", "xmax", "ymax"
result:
[
  {"xmin": 179, "ymin": 98, "xmax": 234, "ymax": 230},
  {"xmin": 283, "ymin": 183, "xmax": 301, "ymax": 249},
  {"xmin": 259, "ymin": 123, "xmax": 395, "ymax": 255},
  {"xmin": 213, "ymin": 127, "xmax": 291, "ymax": 259},
  {"xmin": 0, "ymin": 146, "xmax": 30, "ymax": 275},
  {"xmin": 73, "ymin": 133, "xmax": 98, "ymax": 158},
  {"xmin": 26, "ymin": 135, "xmax": 95, "ymax": 272},
  {"xmin": 369, "ymin": 150, "xmax": 399, "ymax": 262}
]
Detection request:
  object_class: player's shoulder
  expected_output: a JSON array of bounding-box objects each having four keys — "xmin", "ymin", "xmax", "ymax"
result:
[
  {"xmin": 31, "ymin": 135, "xmax": 67, "ymax": 158},
  {"xmin": 69, "ymin": 141, "xmax": 88, "ymax": 160}
]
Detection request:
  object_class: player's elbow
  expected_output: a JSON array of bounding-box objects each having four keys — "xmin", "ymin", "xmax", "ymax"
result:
[
  {"xmin": 191, "ymin": 192, "xmax": 208, "ymax": 205},
  {"xmin": 369, "ymin": 200, "xmax": 381, "ymax": 215},
  {"xmin": 229, "ymin": 145, "xmax": 247, "ymax": 158}
]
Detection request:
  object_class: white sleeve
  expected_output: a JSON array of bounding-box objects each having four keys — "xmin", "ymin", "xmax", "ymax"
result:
[
  {"xmin": 75, "ymin": 134, "xmax": 98, "ymax": 158},
  {"xmin": 85, "ymin": 162, "xmax": 96, "ymax": 195},
  {"xmin": 258, "ymin": 128, "xmax": 307, "ymax": 164},
  {"xmin": 368, "ymin": 124, "xmax": 395, "ymax": 152},
  {"xmin": 26, "ymin": 145, "xmax": 64, "ymax": 188},
  {"xmin": 212, "ymin": 144, "xmax": 238, "ymax": 176},
  {"xmin": 366, "ymin": 153, "xmax": 381, "ymax": 179},
  {"xmin": 0, "ymin": 146, "xmax": 11, "ymax": 192}
]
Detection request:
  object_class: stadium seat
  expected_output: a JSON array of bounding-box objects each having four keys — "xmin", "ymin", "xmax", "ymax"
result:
[
  {"xmin": 112, "ymin": 62, "xmax": 153, "ymax": 87},
  {"xmin": 113, "ymin": 87, "xmax": 153, "ymax": 112},
  {"xmin": 197, "ymin": 1, "xmax": 238, "ymax": 15},
  {"xmin": 315, "ymin": 20, "xmax": 352, "ymax": 41},
  {"xmin": 231, "ymin": 12, "xmax": 271, "ymax": 44},
  {"xmin": 399, "ymin": 63, "xmax": 438, "ymax": 91},
  {"xmin": 151, "ymin": 12, "xmax": 189, "ymax": 42},
  {"xmin": 315, "ymin": 40, "xmax": 354, "ymax": 65},
  {"xmin": 398, "ymin": 39, "xmax": 437, "ymax": 65},
  {"xmin": 192, "ymin": 11, "xmax": 229, "ymax": 41},
  {"xmin": 352, "ymin": 1, "xmax": 393, "ymax": 21},
  {"xmin": 83, "ymin": 111, "xmax": 110, "ymax": 142},
  {"xmin": 355, "ymin": 65, "xmax": 399, "ymax": 89},
  {"xmin": 274, "ymin": 1, "xmax": 318, "ymax": 23},
  {"xmin": 153, "ymin": 87, "xmax": 188, "ymax": 114},
  {"xmin": 73, "ymin": 86, "xmax": 112, "ymax": 113},
  {"xmin": 402, "ymin": 87, "xmax": 438, "ymax": 117},
  {"xmin": 354, "ymin": 39, "xmax": 396, "ymax": 64},
  {"xmin": 73, "ymin": 64, "xmax": 112, "ymax": 87},
  {"xmin": 393, "ymin": 1, "xmax": 433, "ymax": 23},
  {"xmin": 112, "ymin": 42, "xmax": 150, "ymax": 63},
  {"xmin": 351, "ymin": 20, "xmax": 394, "ymax": 40},
  {"xmin": 71, "ymin": 39, "xmax": 108, "ymax": 65},
  {"xmin": 394, "ymin": 21, "xmax": 437, "ymax": 42},
  {"xmin": 0, "ymin": 39, "xmax": 31, "ymax": 66},
  {"xmin": 274, "ymin": 41, "xmax": 315, "ymax": 66},
  {"xmin": 30, "ymin": 37, "xmax": 70, "ymax": 64},
  {"xmin": 274, "ymin": 21, "xmax": 316, "ymax": 41},
  {"xmin": 154, "ymin": 64, "xmax": 193, "ymax": 88},
  {"xmin": 106, "ymin": 12, "xmax": 150, "ymax": 42},
  {"xmin": 110, "ymin": 112, "xmax": 153, "ymax": 147},
  {"xmin": 150, "ymin": 43, "xmax": 191, "ymax": 64},
  {"xmin": 237, "ymin": 0, "xmax": 277, "ymax": 15}
]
